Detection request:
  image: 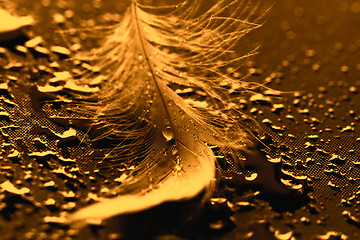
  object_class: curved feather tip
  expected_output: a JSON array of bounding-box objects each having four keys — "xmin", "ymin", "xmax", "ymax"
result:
[{"xmin": 67, "ymin": 143, "xmax": 215, "ymax": 224}]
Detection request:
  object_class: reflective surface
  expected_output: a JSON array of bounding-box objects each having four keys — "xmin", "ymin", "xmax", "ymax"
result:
[{"xmin": 0, "ymin": 0, "xmax": 359, "ymax": 239}]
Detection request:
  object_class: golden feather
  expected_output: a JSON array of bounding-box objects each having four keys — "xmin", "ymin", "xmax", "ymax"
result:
[{"xmin": 65, "ymin": 0, "xmax": 267, "ymax": 224}]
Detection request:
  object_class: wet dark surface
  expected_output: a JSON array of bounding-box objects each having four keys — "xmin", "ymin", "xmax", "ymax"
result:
[{"xmin": 0, "ymin": 0, "xmax": 359, "ymax": 239}]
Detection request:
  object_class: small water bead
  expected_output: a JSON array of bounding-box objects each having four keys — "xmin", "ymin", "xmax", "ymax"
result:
[
  {"xmin": 175, "ymin": 164, "xmax": 182, "ymax": 172},
  {"xmin": 172, "ymin": 148, "xmax": 178, "ymax": 156},
  {"xmin": 274, "ymin": 231, "xmax": 294, "ymax": 240},
  {"xmin": 335, "ymin": 42, "xmax": 344, "ymax": 51},
  {"xmin": 44, "ymin": 198, "xmax": 56, "ymax": 206},
  {"xmin": 349, "ymin": 86, "xmax": 357, "ymax": 93},
  {"xmin": 305, "ymin": 49, "xmax": 316, "ymax": 58},
  {"xmin": 350, "ymin": 2, "xmax": 360, "ymax": 13},
  {"xmin": 244, "ymin": 172, "xmax": 258, "ymax": 181},
  {"xmin": 162, "ymin": 127, "xmax": 175, "ymax": 141},
  {"xmin": 340, "ymin": 65, "xmax": 349, "ymax": 73},
  {"xmin": 268, "ymin": 157, "xmax": 282, "ymax": 164},
  {"xmin": 314, "ymin": 231, "xmax": 348, "ymax": 240},
  {"xmin": 15, "ymin": 45, "xmax": 28, "ymax": 54},
  {"xmin": 312, "ymin": 63, "xmax": 321, "ymax": 71},
  {"xmin": 167, "ymin": 100, "xmax": 174, "ymax": 106},
  {"xmin": 50, "ymin": 46, "xmax": 71, "ymax": 56}
]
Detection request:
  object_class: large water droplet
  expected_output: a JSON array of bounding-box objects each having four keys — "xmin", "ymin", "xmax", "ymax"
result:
[{"xmin": 162, "ymin": 127, "xmax": 174, "ymax": 141}]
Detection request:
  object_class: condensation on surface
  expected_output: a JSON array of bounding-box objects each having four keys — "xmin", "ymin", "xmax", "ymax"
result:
[{"xmin": 0, "ymin": 0, "xmax": 359, "ymax": 239}]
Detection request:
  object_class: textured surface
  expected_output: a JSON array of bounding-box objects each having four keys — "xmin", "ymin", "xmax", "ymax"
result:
[{"xmin": 0, "ymin": 0, "xmax": 359, "ymax": 239}]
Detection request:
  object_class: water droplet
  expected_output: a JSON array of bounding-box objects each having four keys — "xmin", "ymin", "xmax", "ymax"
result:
[
  {"xmin": 329, "ymin": 154, "xmax": 346, "ymax": 164},
  {"xmin": 250, "ymin": 93, "xmax": 272, "ymax": 104},
  {"xmin": 43, "ymin": 181, "xmax": 56, "ymax": 188},
  {"xmin": 342, "ymin": 210, "xmax": 360, "ymax": 226},
  {"xmin": 44, "ymin": 198, "xmax": 56, "ymax": 206},
  {"xmin": 314, "ymin": 231, "xmax": 348, "ymax": 240},
  {"xmin": 268, "ymin": 157, "xmax": 282, "ymax": 163},
  {"xmin": 327, "ymin": 180, "xmax": 341, "ymax": 191},
  {"xmin": 209, "ymin": 220, "xmax": 224, "ymax": 230},
  {"xmin": 171, "ymin": 147, "xmax": 178, "ymax": 156},
  {"xmin": 300, "ymin": 216, "xmax": 311, "ymax": 224},
  {"xmin": 308, "ymin": 135, "xmax": 319, "ymax": 140},
  {"xmin": 50, "ymin": 46, "xmax": 71, "ymax": 56},
  {"xmin": 175, "ymin": 164, "xmax": 181, "ymax": 172},
  {"xmin": 305, "ymin": 49, "xmax": 316, "ymax": 57},
  {"xmin": 274, "ymin": 230, "xmax": 294, "ymax": 240},
  {"xmin": 162, "ymin": 127, "xmax": 174, "ymax": 141},
  {"xmin": 271, "ymin": 103, "xmax": 284, "ymax": 113},
  {"xmin": 244, "ymin": 172, "xmax": 258, "ymax": 181},
  {"xmin": 340, "ymin": 65, "xmax": 349, "ymax": 73}
]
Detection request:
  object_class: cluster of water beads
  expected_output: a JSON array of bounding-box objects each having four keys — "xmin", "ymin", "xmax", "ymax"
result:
[{"xmin": 1, "ymin": 0, "xmax": 360, "ymax": 239}]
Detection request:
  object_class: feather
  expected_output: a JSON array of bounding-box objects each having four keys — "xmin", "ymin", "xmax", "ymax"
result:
[{"xmin": 65, "ymin": 0, "xmax": 267, "ymax": 224}]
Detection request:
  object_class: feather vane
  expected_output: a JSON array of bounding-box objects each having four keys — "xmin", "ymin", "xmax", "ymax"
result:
[{"xmin": 66, "ymin": 0, "xmax": 266, "ymax": 224}]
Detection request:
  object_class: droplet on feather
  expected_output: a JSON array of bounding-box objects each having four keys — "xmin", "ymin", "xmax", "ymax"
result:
[{"xmin": 162, "ymin": 127, "xmax": 174, "ymax": 141}]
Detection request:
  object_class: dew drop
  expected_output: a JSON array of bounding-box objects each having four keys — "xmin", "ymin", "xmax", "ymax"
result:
[
  {"xmin": 342, "ymin": 210, "xmax": 360, "ymax": 227},
  {"xmin": 274, "ymin": 230, "xmax": 294, "ymax": 240},
  {"xmin": 50, "ymin": 46, "xmax": 71, "ymax": 56},
  {"xmin": 44, "ymin": 198, "xmax": 56, "ymax": 206},
  {"xmin": 175, "ymin": 164, "xmax": 181, "ymax": 172},
  {"xmin": 171, "ymin": 147, "xmax": 178, "ymax": 156},
  {"xmin": 209, "ymin": 220, "xmax": 224, "ymax": 230},
  {"xmin": 268, "ymin": 157, "xmax": 282, "ymax": 163},
  {"xmin": 244, "ymin": 172, "xmax": 258, "ymax": 181},
  {"xmin": 340, "ymin": 65, "xmax": 349, "ymax": 73},
  {"xmin": 162, "ymin": 127, "xmax": 174, "ymax": 141},
  {"xmin": 327, "ymin": 180, "xmax": 341, "ymax": 191},
  {"xmin": 314, "ymin": 231, "xmax": 348, "ymax": 240}
]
